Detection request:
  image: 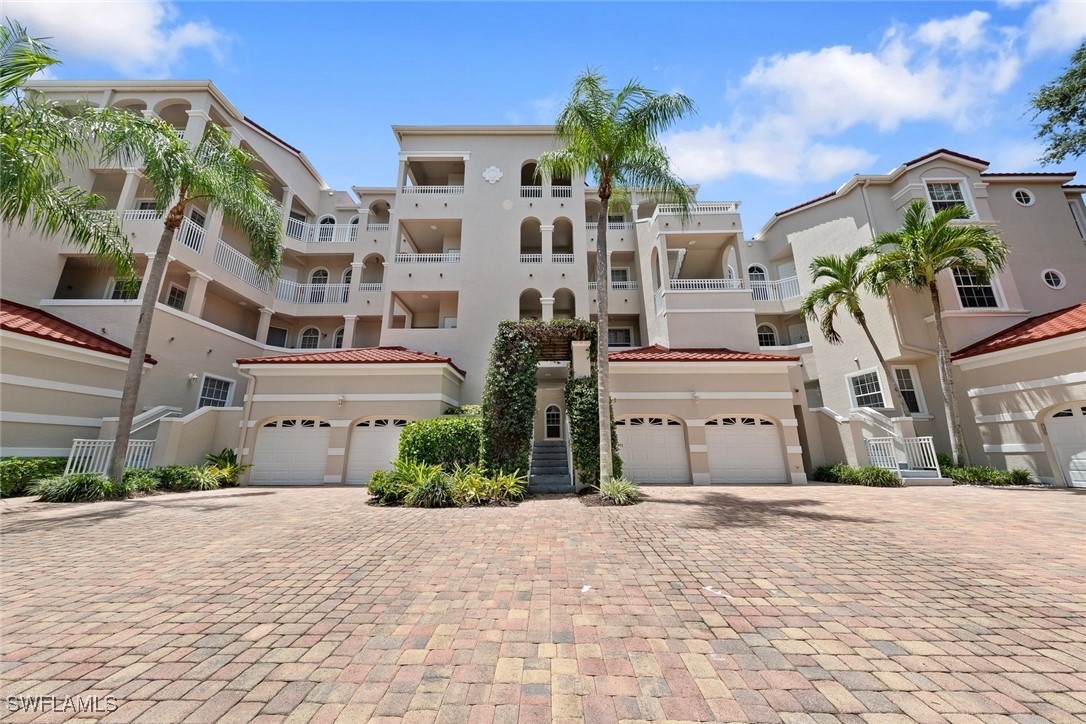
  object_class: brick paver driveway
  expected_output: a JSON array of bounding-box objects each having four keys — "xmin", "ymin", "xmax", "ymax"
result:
[{"xmin": 2, "ymin": 485, "xmax": 1085, "ymax": 723}]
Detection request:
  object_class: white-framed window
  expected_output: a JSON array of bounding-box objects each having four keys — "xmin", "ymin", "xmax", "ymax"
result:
[
  {"xmin": 756, "ymin": 324, "xmax": 778, "ymax": 347},
  {"xmin": 926, "ymin": 180, "xmax": 969, "ymax": 214},
  {"xmin": 611, "ymin": 267, "xmax": 630, "ymax": 285},
  {"xmin": 952, "ymin": 268, "xmax": 1000, "ymax": 308},
  {"xmin": 135, "ymin": 199, "xmax": 158, "ymax": 211},
  {"xmin": 333, "ymin": 327, "xmax": 345, "ymax": 348},
  {"xmin": 545, "ymin": 405, "xmax": 561, "ymax": 439},
  {"xmin": 288, "ymin": 210, "xmax": 307, "ymax": 224},
  {"xmin": 608, "ymin": 327, "xmax": 633, "ymax": 347},
  {"xmin": 197, "ymin": 374, "xmax": 234, "ymax": 408},
  {"xmin": 189, "ymin": 208, "xmax": 207, "ymax": 227},
  {"xmin": 266, "ymin": 326, "xmax": 288, "ymax": 347},
  {"xmin": 106, "ymin": 277, "xmax": 141, "ymax": 300},
  {"xmin": 892, "ymin": 366, "xmax": 927, "ymax": 415},
  {"xmin": 308, "ymin": 268, "xmax": 329, "ymax": 303},
  {"xmin": 846, "ymin": 368, "xmax": 888, "ymax": 409},
  {"xmin": 165, "ymin": 284, "xmax": 187, "ymax": 311},
  {"xmin": 298, "ymin": 327, "xmax": 321, "ymax": 349},
  {"xmin": 1013, "ymin": 188, "xmax": 1034, "ymax": 207},
  {"xmin": 607, "ymin": 213, "xmax": 625, "ymax": 224},
  {"xmin": 317, "ymin": 216, "xmax": 336, "ymax": 242},
  {"xmin": 1042, "ymin": 269, "xmax": 1066, "ymax": 289},
  {"xmin": 342, "ymin": 268, "xmax": 353, "ymax": 286}
]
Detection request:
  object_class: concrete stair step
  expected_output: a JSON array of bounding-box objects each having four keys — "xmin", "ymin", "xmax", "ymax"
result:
[
  {"xmin": 531, "ymin": 466, "xmax": 569, "ymax": 476},
  {"xmin": 529, "ymin": 474, "xmax": 571, "ymax": 485},
  {"xmin": 529, "ymin": 485, "xmax": 574, "ymax": 494}
]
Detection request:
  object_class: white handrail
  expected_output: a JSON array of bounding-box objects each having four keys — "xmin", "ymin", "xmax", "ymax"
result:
[
  {"xmin": 585, "ymin": 222, "xmax": 597, "ymax": 230},
  {"xmin": 129, "ymin": 405, "xmax": 182, "ymax": 434},
  {"xmin": 657, "ymin": 202, "xmax": 740, "ymax": 214},
  {"xmin": 904, "ymin": 436, "xmax": 941, "ymax": 475},
  {"xmin": 552, "ymin": 253, "xmax": 575, "ymax": 264},
  {"xmin": 520, "ymin": 186, "xmax": 542, "ymax": 198},
  {"xmin": 668, "ymin": 278, "xmax": 744, "ymax": 291},
  {"xmin": 551, "ymin": 186, "xmax": 572, "ymax": 198},
  {"xmin": 122, "ymin": 209, "xmax": 163, "ymax": 222},
  {"xmin": 394, "ymin": 252, "xmax": 460, "ymax": 263},
  {"xmin": 864, "ymin": 437, "xmax": 900, "ymax": 472},
  {"xmin": 750, "ymin": 276, "xmax": 801, "ymax": 301},
  {"xmin": 400, "ymin": 185, "xmax": 465, "ymax": 195},
  {"xmin": 358, "ymin": 282, "xmax": 383, "ymax": 291},
  {"xmin": 519, "ymin": 253, "xmax": 543, "ymax": 263},
  {"xmin": 608, "ymin": 221, "xmax": 631, "ymax": 230},
  {"xmin": 365, "ymin": 223, "xmax": 389, "ymax": 231},
  {"xmin": 275, "ymin": 280, "xmax": 350, "ymax": 304},
  {"xmin": 213, "ymin": 240, "xmax": 270, "ymax": 292},
  {"xmin": 175, "ymin": 217, "xmax": 206, "ymax": 254},
  {"xmin": 65, "ymin": 439, "xmax": 155, "ymax": 475},
  {"xmin": 589, "ymin": 281, "xmax": 640, "ymax": 290},
  {"xmin": 285, "ymin": 218, "xmax": 359, "ymax": 243}
]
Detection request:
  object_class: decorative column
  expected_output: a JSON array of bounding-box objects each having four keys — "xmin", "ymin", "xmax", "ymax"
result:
[
  {"xmin": 185, "ymin": 271, "xmax": 212, "ymax": 318},
  {"xmin": 280, "ymin": 187, "xmax": 295, "ymax": 235},
  {"xmin": 350, "ymin": 261, "xmax": 365, "ymax": 290},
  {"xmin": 628, "ymin": 203, "xmax": 638, "ymax": 222},
  {"xmin": 341, "ymin": 314, "xmax": 358, "ymax": 348},
  {"xmin": 541, "ymin": 296, "xmax": 555, "ymax": 322},
  {"xmin": 540, "ymin": 224, "xmax": 554, "ymax": 261},
  {"xmin": 183, "ymin": 109, "xmax": 210, "ymax": 147},
  {"xmin": 115, "ymin": 167, "xmax": 143, "ymax": 214},
  {"xmin": 138, "ymin": 253, "xmax": 172, "ymax": 302},
  {"xmin": 256, "ymin": 307, "xmax": 274, "ymax": 345}
]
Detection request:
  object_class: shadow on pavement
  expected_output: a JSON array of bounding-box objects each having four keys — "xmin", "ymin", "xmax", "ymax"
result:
[{"xmin": 641, "ymin": 489, "xmax": 882, "ymax": 529}]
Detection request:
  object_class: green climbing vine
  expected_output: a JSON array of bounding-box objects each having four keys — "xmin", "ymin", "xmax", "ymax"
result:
[{"xmin": 564, "ymin": 374, "xmax": 622, "ymax": 487}]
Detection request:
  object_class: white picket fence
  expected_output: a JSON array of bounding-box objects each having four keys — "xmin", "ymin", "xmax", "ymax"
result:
[
  {"xmin": 65, "ymin": 439, "xmax": 156, "ymax": 475},
  {"xmin": 864, "ymin": 435, "xmax": 941, "ymax": 478}
]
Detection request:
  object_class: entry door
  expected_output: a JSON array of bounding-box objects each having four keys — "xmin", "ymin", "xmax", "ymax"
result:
[
  {"xmin": 251, "ymin": 419, "xmax": 331, "ymax": 485},
  {"xmin": 705, "ymin": 417, "xmax": 787, "ymax": 483},
  {"xmin": 1048, "ymin": 405, "xmax": 1086, "ymax": 487}
]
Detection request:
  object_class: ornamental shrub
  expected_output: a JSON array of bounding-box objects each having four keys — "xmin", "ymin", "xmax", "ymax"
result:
[
  {"xmin": 599, "ymin": 477, "xmax": 641, "ymax": 505},
  {"xmin": 29, "ymin": 473, "xmax": 128, "ymax": 502},
  {"xmin": 398, "ymin": 417, "xmax": 482, "ymax": 470},
  {"xmin": 151, "ymin": 465, "xmax": 201, "ymax": 490},
  {"xmin": 943, "ymin": 465, "xmax": 1016, "ymax": 485},
  {"xmin": 853, "ymin": 466, "xmax": 901, "ymax": 487},
  {"xmin": 123, "ymin": 468, "xmax": 160, "ymax": 495},
  {"xmin": 368, "ymin": 469, "xmax": 409, "ymax": 505},
  {"xmin": 564, "ymin": 375, "xmax": 621, "ymax": 487},
  {"xmin": 0, "ymin": 457, "xmax": 68, "ymax": 497},
  {"xmin": 400, "ymin": 461, "xmax": 457, "ymax": 508},
  {"xmin": 1005, "ymin": 468, "xmax": 1034, "ymax": 485}
]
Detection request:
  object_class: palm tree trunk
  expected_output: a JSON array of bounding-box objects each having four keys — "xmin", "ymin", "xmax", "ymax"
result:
[
  {"xmin": 107, "ymin": 214, "xmax": 179, "ymax": 483},
  {"xmin": 857, "ymin": 319, "xmax": 911, "ymax": 417},
  {"xmin": 928, "ymin": 281, "xmax": 968, "ymax": 466},
  {"xmin": 596, "ymin": 196, "xmax": 613, "ymax": 487}
]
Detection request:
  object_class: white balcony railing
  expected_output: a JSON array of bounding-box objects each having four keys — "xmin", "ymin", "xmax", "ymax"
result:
[
  {"xmin": 520, "ymin": 186, "xmax": 542, "ymax": 198},
  {"xmin": 657, "ymin": 202, "xmax": 739, "ymax": 214},
  {"xmin": 358, "ymin": 282, "xmax": 383, "ymax": 292},
  {"xmin": 585, "ymin": 221, "xmax": 630, "ymax": 230},
  {"xmin": 750, "ymin": 276, "xmax": 801, "ymax": 301},
  {"xmin": 520, "ymin": 253, "xmax": 543, "ymax": 263},
  {"xmin": 65, "ymin": 439, "xmax": 155, "ymax": 475},
  {"xmin": 285, "ymin": 218, "xmax": 359, "ymax": 243},
  {"xmin": 865, "ymin": 437, "xmax": 899, "ymax": 471},
  {"xmin": 173, "ymin": 127, "xmax": 186, "ymax": 141},
  {"xmin": 668, "ymin": 278, "xmax": 744, "ymax": 291},
  {"xmin": 394, "ymin": 252, "xmax": 460, "ymax": 263},
  {"xmin": 175, "ymin": 217, "xmax": 206, "ymax": 254},
  {"xmin": 365, "ymin": 223, "xmax": 390, "ymax": 232},
  {"xmin": 122, "ymin": 209, "xmax": 163, "ymax": 222},
  {"xmin": 213, "ymin": 240, "xmax": 270, "ymax": 292},
  {"xmin": 904, "ymin": 436, "xmax": 941, "ymax": 475},
  {"xmin": 552, "ymin": 253, "xmax": 575, "ymax": 264},
  {"xmin": 588, "ymin": 281, "xmax": 640, "ymax": 291},
  {"xmin": 275, "ymin": 280, "xmax": 349, "ymax": 304},
  {"xmin": 400, "ymin": 185, "xmax": 465, "ymax": 195},
  {"xmin": 551, "ymin": 186, "xmax": 573, "ymax": 198}
]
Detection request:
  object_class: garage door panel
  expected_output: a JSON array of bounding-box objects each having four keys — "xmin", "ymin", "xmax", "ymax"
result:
[
  {"xmin": 251, "ymin": 420, "xmax": 331, "ymax": 486},
  {"xmin": 346, "ymin": 418, "xmax": 408, "ymax": 485},
  {"xmin": 1048, "ymin": 405, "xmax": 1086, "ymax": 488},
  {"xmin": 616, "ymin": 417, "xmax": 691, "ymax": 484},
  {"xmin": 706, "ymin": 417, "xmax": 787, "ymax": 484}
]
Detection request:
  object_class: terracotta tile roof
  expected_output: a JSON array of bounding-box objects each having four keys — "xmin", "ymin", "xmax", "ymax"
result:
[
  {"xmin": 981, "ymin": 172, "xmax": 1075, "ymax": 178},
  {"xmin": 952, "ymin": 303, "xmax": 1086, "ymax": 360},
  {"xmin": 243, "ymin": 116, "xmax": 302, "ymax": 154},
  {"xmin": 1, "ymin": 298, "xmax": 155, "ymax": 363},
  {"xmin": 772, "ymin": 190, "xmax": 838, "ymax": 217},
  {"xmin": 609, "ymin": 344, "xmax": 799, "ymax": 363},
  {"xmin": 237, "ymin": 346, "xmax": 465, "ymax": 375},
  {"xmin": 902, "ymin": 148, "xmax": 989, "ymax": 169}
]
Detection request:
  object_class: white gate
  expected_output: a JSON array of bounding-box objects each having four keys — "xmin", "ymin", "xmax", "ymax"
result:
[{"xmin": 65, "ymin": 440, "xmax": 156, "ymax": 475}]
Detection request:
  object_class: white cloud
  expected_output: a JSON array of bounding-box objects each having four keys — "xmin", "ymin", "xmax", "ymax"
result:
[
  {"xmin": 987, "ymin": 139, "xmax": 1046, "ymax": 170},
  {"xmin": 916, "ymin": 10, "xmax": 992, "ymax": 51},
  {"xmin": 1024, "ymin": 0, "xmax": 1086, "ymax": 56},
  {"xmin": 6, "ymin": 0, "xmax": 227, "ymax": 77}
]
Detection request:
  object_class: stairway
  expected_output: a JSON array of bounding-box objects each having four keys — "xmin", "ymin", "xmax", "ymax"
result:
[{"xmin": 528, "ymin": 440, "xmax": 574, "ymax": 494}]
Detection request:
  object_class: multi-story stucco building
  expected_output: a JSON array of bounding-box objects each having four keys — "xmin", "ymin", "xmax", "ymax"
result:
[{"xmin": 2, "ymin": 80, "xmax": 1084, "ymax": 488}]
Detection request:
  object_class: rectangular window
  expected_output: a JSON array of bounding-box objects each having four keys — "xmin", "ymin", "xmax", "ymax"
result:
[
  {"xmin": 108, "ymin": 277, "xmax": 141, "ymax": 300},
  {"xmin": 893, "ymin": 367, "xmax": 925, "ymax": 414},
  {"xmin": 198, "ymin": 376, "xmax": 234, "ymax": 408},
  {"xmin": 266, "ymin": 327, "xmax": 288, "ymax": 347},
  {"xmin": 608, "ymin": 328, "xmax": 633, "ymax": 347},
  {"xmin": 608, "ymin": 214, "xmax": 624, "ymax": 223},
  {"xmin": 189, "ymin": 209, "xmax": 207, "ymax": 227},
  {"xmin": 289, "ymin": 210, "xmax": 306, "ymax": 223},
  {"xmin": 926, "ymin": 182, "xmax": 967, "ymax": 213},
  {"xmin": 610, "ymin": 267, "xmax": 630, "ymax": 284},
  {"xmin": 847, "ymin": 370, "xmax": 887, "ymax": 408},
  {"xmin": 136, "ymin": 200, "xmax": 157, "ymax": 210},
  {"xmin": 165, "ymin": 285, "xmax": 187, "ymax": 311},
  {"xmin": 953, "ymin": 268, "xmax": 999, "ymax": 308}
]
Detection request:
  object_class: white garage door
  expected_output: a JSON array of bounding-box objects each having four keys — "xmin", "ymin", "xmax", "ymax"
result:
[
  {"xmin": 346, "ymin": 418, "xmax": 408, "ymax": 485},
  {"xmin": 251, "ymin": 419, "xmax": 331, "ymax": 485},
  {"xmin": 1048, "ymin": 405, "xmax": 1086, "ymax": 488},
  {"xmin": 706, "ymin": 416, "xmax": 787, "ymax": 484},
  {"xmin": 615, "ymin": 416, "xmax": 691, "ymax": 484}
]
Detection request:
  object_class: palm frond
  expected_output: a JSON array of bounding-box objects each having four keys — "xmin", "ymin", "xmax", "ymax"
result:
[{"xmin": 0, "ymin": 20, "xmax": 59, "ymax": 98}]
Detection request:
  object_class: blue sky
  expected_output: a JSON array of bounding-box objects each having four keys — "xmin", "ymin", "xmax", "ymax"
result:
[{"xmin": 9, "ymin": 1, "xmax": 1086, "ymax": 229}]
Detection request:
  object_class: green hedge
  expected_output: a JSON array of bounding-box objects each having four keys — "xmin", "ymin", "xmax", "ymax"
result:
[
  {"xmin": 0, "ymin": 457, "xmax": 68, "ymax": 497},
  {"xmin": 398, "ymin": 417, "xmax": 483, "ymax": 470},
  {"xmin": 942, "ymin": 465, "xmax": 1033, "ymax": 485},
  {"xmin": 811, "ymin": 463, "xmax": 901, "ymax": 487},
  {"xmin": 564, "ymin": 375, "xmax": 621, "ymax": 487},
  {"xmin": 368, "ymin": 460, "xmax": 526, "ymax": 507}
]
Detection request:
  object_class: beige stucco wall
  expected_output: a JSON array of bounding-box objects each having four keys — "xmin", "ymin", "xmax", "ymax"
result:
[{"xmin": 150, "ymin": 406, "xmax": 243, "ymax": 467}]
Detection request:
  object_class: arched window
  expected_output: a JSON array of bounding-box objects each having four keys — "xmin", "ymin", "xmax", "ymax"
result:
[
  {"xmin": 317, "ymin": 216, "xmax": 336, "ymax": 242},
  {"xmin": 308, "ymin": 268, "xmax": 329, "ymax": 303},
  {"xmin": 349, "ymin": 216, "xmax": 360, "ymax": 241},
  {"xmin": 749, "ymin": 265, "xmax": 769, "ymax": 300},
  {"xmin": 333, "ymin": 327, "xmax": 345, "ymax": 349},
  {"xmin": 757, "ymin": 324, "xmax": 778, "ymax": 347},
  {"xmin": 342, "ymin": 268, "xmax": 352, "ymax": 286},
  {"xmin": 299, "ymin": 327, "xmax": 321, "ymax": 349},
  {"xmin": 545, "ymin": 405, "xmax": 561, "ymax": 439}
]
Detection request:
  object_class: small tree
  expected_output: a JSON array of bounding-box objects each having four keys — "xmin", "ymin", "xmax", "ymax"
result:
[
  {"xmin": 867, "ymin": 200, "xmax": 1007, "ymax": 466},
  {"xmin": 799, "ymin": 247, "xmax": 911, "ymax": 415},
  {"xmin": 1030, "ymin": 40, "xmax": 1086, "ymax": 165},
  {"xmin": 98, "ymin": 119, "xmax": 283, "ymax": 483},
  {"xmin": 537, "ymin": 70, "xmax": 695, "ymax": 487}
]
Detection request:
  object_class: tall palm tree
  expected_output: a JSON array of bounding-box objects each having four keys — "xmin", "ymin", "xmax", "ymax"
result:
[
  {"xmin": 867, "ymin": 199, "xmax": 1008, "ymax": 466},
  {"xmin": 537, "ymin": 70, "xmax": 696, "ymax": 487},
  {"xmin": 96, "ymin": 118, "xmax": 284, "ymax": 483},
  {"xmin": 0, "ymin": 20, "xmax": 133, "ymax": 274},
  {"xmin": 799, "ymin": 247, "xmax": 911, "ymax": 416}
]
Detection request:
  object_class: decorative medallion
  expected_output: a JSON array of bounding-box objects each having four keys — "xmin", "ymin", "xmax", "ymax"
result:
[{"xmin": 482, "ymin": 165, "xmax": 503, "ymax": 184}]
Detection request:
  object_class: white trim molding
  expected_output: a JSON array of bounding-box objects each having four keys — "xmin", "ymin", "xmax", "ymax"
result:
[
  {"xmin": 975, "ymin": 411, "xmax": 1039, "ymax": 424},
  {"xmin": 612, "ymin": 391, "xmax": 794, "ymax": 400},
  {"xmin": 1, "ymin": 412, "xmax": 103, "ymax": 427},
  {"xmin": 0, "ymin": 374, "xmax": 122, "ymax": 399},
  {"xmin": 968, "ymin": 371, "xmax": 1086, "ymax": 398},
  {"xmin": 955, "ymin": 332, "xmax": 1086, "ymax": 370},
  {"xmin": 982, "ymin": 443, "xmax": 1045, "ymax": 454}
]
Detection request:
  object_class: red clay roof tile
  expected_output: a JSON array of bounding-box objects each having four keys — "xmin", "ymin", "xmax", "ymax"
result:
[
  {"xmin": 1, "ymin": 298, "xmax": 155, "ymax": 363},
  {"xmin": 952, "ymin": 303, "xmax": 1086, "ymax": 360},
  {"xmin": 237, "ymin": 346, "xmax": 465, "ymax": 375},
  {"xmin": 609, "ymin": 344, "xmax": 799, "ymax": 363}
]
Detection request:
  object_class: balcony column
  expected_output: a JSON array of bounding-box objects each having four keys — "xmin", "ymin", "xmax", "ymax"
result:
[
  {"xmin": 185, "ymin": 270, "xmax": 213, "ymax": 317},
  {"xmin": 350, "ymin": 261, "xmax": 365, "ymax": 290},
  {"xmin": 115, "ymin": 167, "xmax": 143, "ymax": 214},
  {"xmin": 540, "ymin": 224, "xmax": 554, "ymax": 260},
  {"xmin": 657, "ymin": 239, "xmax": 671, "ymax": 291},
  {"xmin": 541, "ymin": 297, "xmax": 555, "ymax": 322},
  {"xmin": 628, "ymin": 203, "xmax": 638, "ymax": 222},
  {"xmin": 183, "ymin": 109, "xmax": 210, "ymax": 147},
  {"xmin": 138, "ymin": 253, "xmax": 173, "ymax": 302},
  {"xmin": 730, "ymin": 240, "xmax": 746, "ymax": 285},
  {"xmin": 341, "ymin": 314, "xmax": 358, "ymax": 348},
  {"xmin": 256, "ymin": 307, "xmax": 274, "ymax": 345},
  {"xmin": 280, "ymin": 187, "xmax": 295, "ymax": 233}
]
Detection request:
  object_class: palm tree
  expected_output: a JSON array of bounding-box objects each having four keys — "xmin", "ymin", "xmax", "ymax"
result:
[
  {"xmin": 799, "ymin": 247, "xmax": 911, "ymax": 416},
  {"xmin": 96, "ymin": 118, "xmax": 283, "ymax": 483},
  {"xmin": 537, "ymin": 70, "xmax": 696, "ymax": 487},
  {"xmin": 0, "ymin": 20, "xmax": 133, "ymax": 274},
  {"xmin": 867, "ymin": 199, "xmax": 1008, "ymax": 466}
]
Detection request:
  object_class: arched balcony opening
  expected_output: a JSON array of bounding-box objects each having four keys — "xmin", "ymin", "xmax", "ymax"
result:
[
  {"xmin": 552, "ymin": 217, "xmax": 574, "ymax": 257},
  {"xmin": 519, "ymin": 289, "xmax": 543, "ymax": 321},
  {"xmin": 520, "ymin": 161, "xmax": 541, "ymax": 198},
  {"xmin": 367, "ymin": 201, "xmax": 391, "ymax": 231},
  {"xmin": 361, "ymin": 254, "xmax": 385, "ymax": 291},
  {"xmin": 154, "ymin": 100, "xmax": 192, "ymax": 137},
  {"xmin": 553, "ymin": 288, "xmax": 575, "ymax": 320},
  {"xmin": 520, "ymin": 217, "xmax": 542, "ymax": 262}
]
